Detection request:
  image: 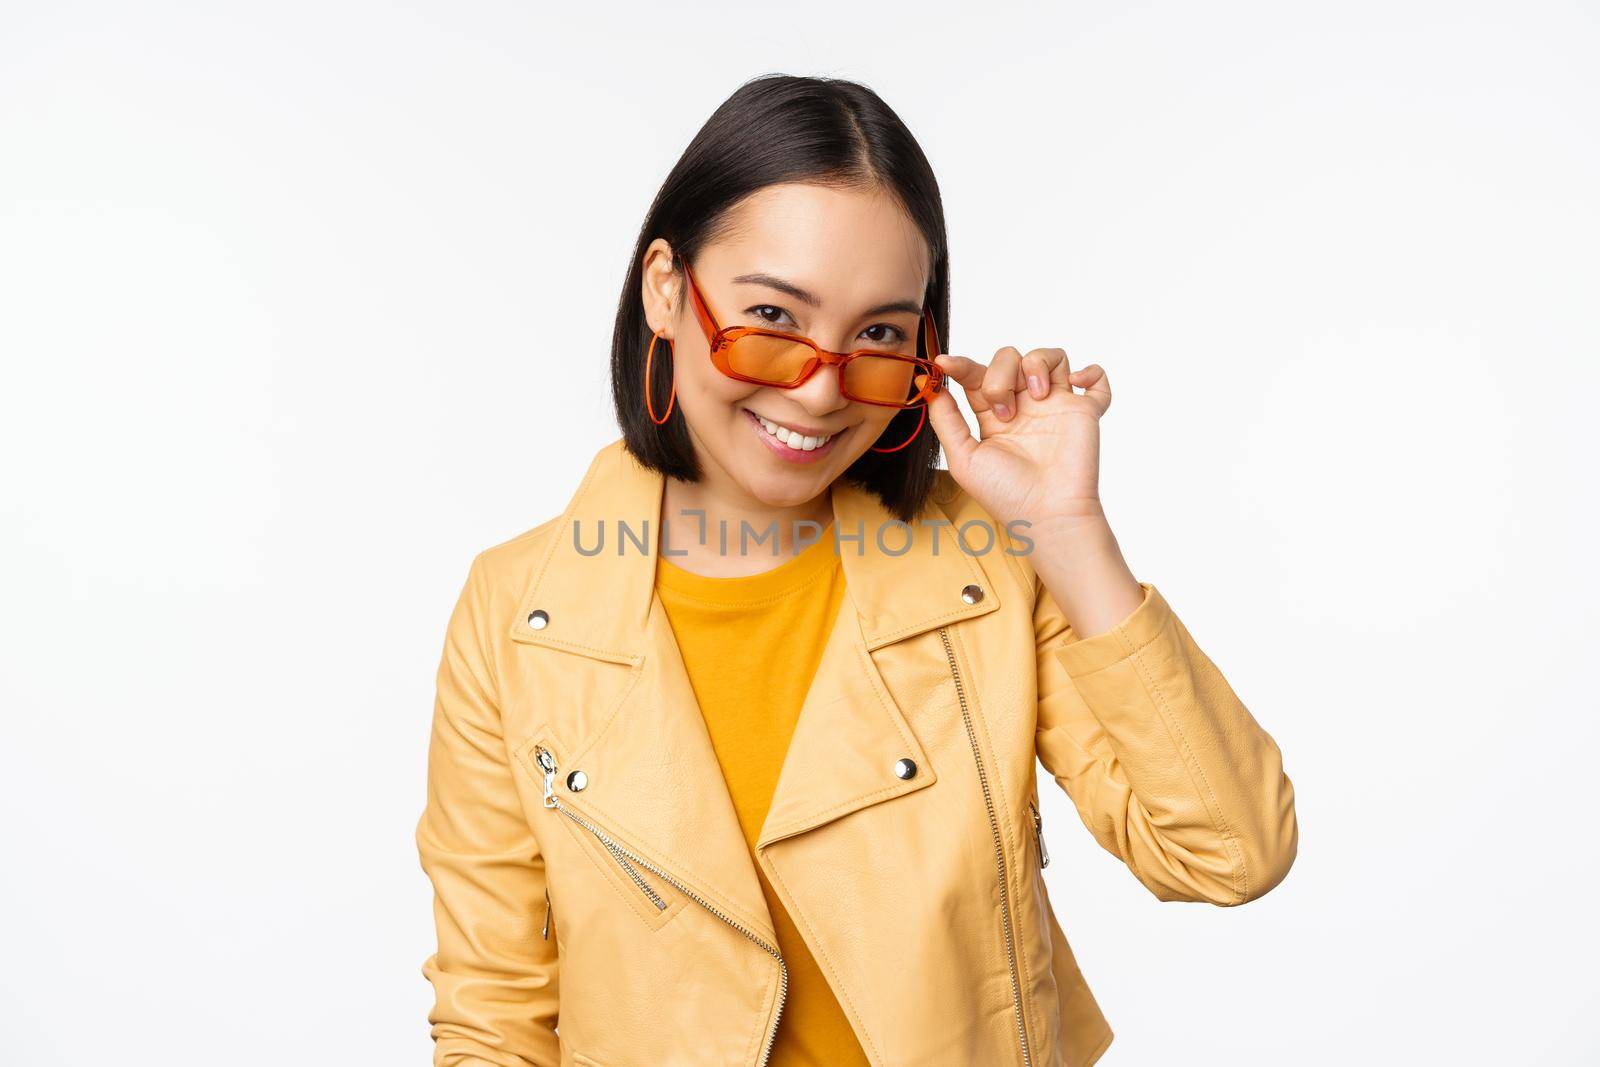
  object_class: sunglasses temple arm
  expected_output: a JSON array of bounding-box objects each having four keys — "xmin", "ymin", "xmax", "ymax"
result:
[
  {"xmin": 920, "ymin": 307, "xmax": 948, "ymax": 398},
  {"xmin": 678, "ymin": 257, "xmax": 722, "ymax": 344},
  {"xmin": 871, "ymin": 403, "xmax": 927, "ymax": 453}
]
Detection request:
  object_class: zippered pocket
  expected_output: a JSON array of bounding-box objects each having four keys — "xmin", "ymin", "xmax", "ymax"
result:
[
  {"xmin": 516, "ymin": 738, "xmax": 681, "ymax": 931},
  {"xmin": 1026, "ymin": 796, "xmax": 1051, "ymax": 869},
  {"xmin": 528, "ymin": 741, "xmax": 789, "ymax": 1067}
]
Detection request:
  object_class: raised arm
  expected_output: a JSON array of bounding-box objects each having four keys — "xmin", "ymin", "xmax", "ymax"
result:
[{"xmin": 1032, "ymin": 575, "xmax": 1298, "ymax": 905}]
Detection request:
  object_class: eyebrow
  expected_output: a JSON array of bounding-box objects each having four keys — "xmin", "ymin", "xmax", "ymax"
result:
[{"xmin": 730, "ymin": 272, "xmax": 923, "ymax": 317}]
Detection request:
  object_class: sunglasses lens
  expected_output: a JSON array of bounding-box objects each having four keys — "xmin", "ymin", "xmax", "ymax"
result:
[
  {"xmin": 725, "ymin": 333, "xmax": 816, "ymax": 385},
  {"xmin": 843, "ymin": 355, "xmax": 923, "ymax": 405}
]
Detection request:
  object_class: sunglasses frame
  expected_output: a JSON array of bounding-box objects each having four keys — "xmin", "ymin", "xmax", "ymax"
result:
[{"xmin": 677, "ymin": 253, "xmax": 945, "ymax": 410}]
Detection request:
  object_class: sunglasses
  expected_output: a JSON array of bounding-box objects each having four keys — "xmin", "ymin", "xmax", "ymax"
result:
[{"xmin": 678, "ymin": 254, "xmax": 946, "ymax": 413}]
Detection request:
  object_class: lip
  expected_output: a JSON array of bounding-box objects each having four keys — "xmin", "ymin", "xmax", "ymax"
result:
[
  {"xmin": 744, "ymin": 408, "xmax": 845, "ymax": 464},
  {"xmin": 746, "ymin": 410, "xmax": 840, "ymax": 437}
]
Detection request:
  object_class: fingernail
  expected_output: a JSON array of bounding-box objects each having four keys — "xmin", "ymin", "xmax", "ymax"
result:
[
  {"xmin": 994, "ymin": 403, "xmax": 1012, "ymax": 419},
  {"xmin": 1027, "ymin": 374, "xmax": 1043, "ymax": 398}
]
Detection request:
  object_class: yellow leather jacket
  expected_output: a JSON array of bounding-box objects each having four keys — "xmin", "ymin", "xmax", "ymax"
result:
[{"xmin": 416, "ymin": 437, "xmax": 1298, "ymax": 1067}]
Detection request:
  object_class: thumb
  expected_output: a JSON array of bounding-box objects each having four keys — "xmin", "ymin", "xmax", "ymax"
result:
[{"xmin": 923, "ymin": 380, "xmax": 978, "ymax": 470}]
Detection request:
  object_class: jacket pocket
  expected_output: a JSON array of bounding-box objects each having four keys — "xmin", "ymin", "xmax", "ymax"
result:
[{"xmin": 514, "ymin": 734, "xmax": 684, "ymax": 933}]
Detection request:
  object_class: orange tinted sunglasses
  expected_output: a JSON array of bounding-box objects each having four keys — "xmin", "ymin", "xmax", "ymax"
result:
[{"xmin": 677, "ymin": 254, "xmax": 945, "ymax": 452}]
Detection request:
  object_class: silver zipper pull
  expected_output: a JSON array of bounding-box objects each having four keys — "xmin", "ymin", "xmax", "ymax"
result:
[
  {"xmin": 1029, "ymin": 799, "xmax": 1050, "ymax": 868},
  {"xmin": 534, "ymin": 745, "xmax": 557, "ymax": 808},
  {"xmin": 542, "ymin": 888, "xmax": 552, "ymax": 940}
]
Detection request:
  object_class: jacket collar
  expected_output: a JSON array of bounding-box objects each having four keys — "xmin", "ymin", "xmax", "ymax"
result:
[{"xmin": 508, "ymin": 436, "xmax": 998, "ymax": 660}]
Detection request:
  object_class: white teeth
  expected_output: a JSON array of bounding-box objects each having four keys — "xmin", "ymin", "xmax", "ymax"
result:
[{"xmin": 755, "ymin": 414, "xmax": 833, "ymax": 451}]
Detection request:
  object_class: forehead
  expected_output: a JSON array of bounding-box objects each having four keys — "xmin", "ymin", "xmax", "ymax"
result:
[{"xmin": 706, "ymin": 182, "xmax": 932, "ymax": 303}]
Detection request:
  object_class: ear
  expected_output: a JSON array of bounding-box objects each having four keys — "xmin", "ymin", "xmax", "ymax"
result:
[{"xmin": 640, "ymin": 239, "xmax": 681, "ymax": 339}]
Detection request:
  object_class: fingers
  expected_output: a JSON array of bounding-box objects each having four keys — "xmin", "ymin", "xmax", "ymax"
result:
[
  {"xmin": 1069, "ymin": 363, "xmax": 1112, "ymax": 415},
  {"xmin": 982, "ymin": 347, "xmax": 1024, "ymax": 419},
  {"xmin": 934, "ymin": 353, "xmax": 993, "ymax": 413},
  {"xmin": 937, "ymin": 349, "xmax": 1025, "ymax": 419},
  {"xmin": 935, "ymin": 348, "xmax": 1110, "ymax": 423},
  {"xmin": 1021, "ymin": 347, "xmax": 1070, "ymax": 399}
]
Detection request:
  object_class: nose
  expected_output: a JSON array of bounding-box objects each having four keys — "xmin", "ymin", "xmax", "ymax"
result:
[{"xmin": 786, "ymin": 360, "xmax": 852, "ymax": 418}]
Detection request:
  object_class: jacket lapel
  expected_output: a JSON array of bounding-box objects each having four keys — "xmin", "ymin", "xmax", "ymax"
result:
[
  {"xmin": 506, "ymin": 437, "xmax": 1000, "ymax": 940},
  {"xmin": 755, "ymin": 475, "xmax": 1000, "ymax": 848}
]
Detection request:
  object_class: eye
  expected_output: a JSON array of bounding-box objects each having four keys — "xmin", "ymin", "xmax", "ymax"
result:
[
  {"xmin": 746, "ymin": 305, "xmax": 795, "ymax": 328},
  {"xmin": 861, "ymin": 323, "xmax": 909, "ymax": 346}
]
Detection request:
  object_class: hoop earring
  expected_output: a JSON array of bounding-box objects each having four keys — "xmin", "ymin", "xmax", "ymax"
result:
[
  {"xmin": 868, "ymin": 406, "xmax": 927, "ymax": 453},
  {"xmin": 644, "ymin": 330, "xmax": 676, "ymax": 425}
]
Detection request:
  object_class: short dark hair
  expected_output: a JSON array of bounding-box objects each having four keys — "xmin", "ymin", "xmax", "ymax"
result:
[{"xmin": 610, "ymin": 73, "xmax": 951, "ymax": 524}]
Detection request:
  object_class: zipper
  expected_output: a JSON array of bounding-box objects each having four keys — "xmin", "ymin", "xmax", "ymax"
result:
[
  {"xmin": 939, "ymin": 627, "xmax": 1033, "ymax": 1067},
  {"xmin": 1027, "ymin": 798, "xmax": 1050, "ymax": 869},
  {"xmin": 533, "ymin": 744, "xmax": 789, "ymax": 1066},
  {"xmin": 535, "ymin": 746, "xmax": 669, "ymax": 911},
  {"xmin": 542, "ymin": 888, "xmax": 553, "ymax": 939}
]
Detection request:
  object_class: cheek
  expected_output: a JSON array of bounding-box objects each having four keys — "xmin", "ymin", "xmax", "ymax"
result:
[
  {"xmin": 860, "ymin": 403, "xmax": 901, "ymax": 433},
  {"xmin": 673, "ymin": 345, "xmax": 760, "ymax": 422}
]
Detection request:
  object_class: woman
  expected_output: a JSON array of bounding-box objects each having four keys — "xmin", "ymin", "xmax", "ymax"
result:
[{"xmin": 416, "ymin": 74, "xmax": 1298, "ymax": 1067}]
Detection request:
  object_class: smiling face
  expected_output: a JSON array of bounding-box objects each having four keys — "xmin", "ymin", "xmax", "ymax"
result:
[{"xmin": 641, "ymin": 181, "xmax": 933, "ymax": 511}]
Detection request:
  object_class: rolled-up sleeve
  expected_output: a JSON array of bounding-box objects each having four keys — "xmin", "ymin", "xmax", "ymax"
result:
[{"xmin": 1033, "ymin": 578, "xmax": 1298, "ymax": 906}]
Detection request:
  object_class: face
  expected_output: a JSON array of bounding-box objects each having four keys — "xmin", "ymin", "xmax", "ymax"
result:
[{"xmin": 641, "ymin": 181, "xmax": 933, "ymax": 510}]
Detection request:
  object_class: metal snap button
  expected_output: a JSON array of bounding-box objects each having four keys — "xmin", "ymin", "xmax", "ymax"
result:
[
  {"xmin": 528, "ymin": 609, "xmax": 549, "ymax": 629},
  {"xmin": 566, "ymin": 769, "xmax": 588, "ymax": 792},
  {"xmin": 960, "ymin": 584, "xmax": 984, "ymax": 604},
  {"xmin": 893, "ymin": 757, "xmax": 918, "ymax": 780}
]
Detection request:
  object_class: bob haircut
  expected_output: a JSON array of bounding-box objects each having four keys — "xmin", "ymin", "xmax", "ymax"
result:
[{"xmin": 610, "ymin": 73, "xmax": 952, "ymax": 525}]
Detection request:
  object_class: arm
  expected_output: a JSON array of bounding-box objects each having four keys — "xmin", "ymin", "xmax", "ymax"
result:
[
  {"xmin": 922, "ymin": 341, "xmax": 1297, "ymax": 904},
  {"xmin": 1031, "ymin": 564, "xmax": 1299, "ymax": 906},
  {"xmin": 416, "ymin": 553, "xmax": 561, "ymax": 1065}
]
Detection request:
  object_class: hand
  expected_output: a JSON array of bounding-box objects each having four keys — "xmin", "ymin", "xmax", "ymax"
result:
[{"xmin": 922, "ymin": 345, "xmax": 1112, "ymax": 534}]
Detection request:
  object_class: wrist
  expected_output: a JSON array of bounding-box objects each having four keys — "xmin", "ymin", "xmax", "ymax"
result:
[
  {"xmin": 1023, "ymin": 516, "xmax": 1142, "ymax": 639},
  {"xmin": 1023, "ymin": 505, "xmax": 1114, "ymax": 550}
]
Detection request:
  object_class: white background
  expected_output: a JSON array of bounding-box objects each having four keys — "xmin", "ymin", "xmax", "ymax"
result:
[{"xmin": 3, "ymin": 1, "xmax": 1597, "ymax": 1063}]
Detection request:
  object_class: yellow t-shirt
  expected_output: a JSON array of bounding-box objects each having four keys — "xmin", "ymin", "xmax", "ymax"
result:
[{"xmin": 655, "ymin": 523, "xmax": 870, "ymax": 1067}]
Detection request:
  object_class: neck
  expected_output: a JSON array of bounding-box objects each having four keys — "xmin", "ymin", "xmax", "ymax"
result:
[{"xmin": 659, "ymin": 470, "xmax": 834, "ymax": 578}]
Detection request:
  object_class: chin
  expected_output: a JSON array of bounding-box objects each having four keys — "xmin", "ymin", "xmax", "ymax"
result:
[{"xmin": 741, "ymin": 467, "xmax": 833, "ymax": 507}]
